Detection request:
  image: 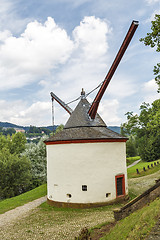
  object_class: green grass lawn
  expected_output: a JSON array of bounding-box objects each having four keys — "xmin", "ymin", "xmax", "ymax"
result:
[
  {"xmin": 127, "ymin": 159, "xmax": 160, "ymax": 178},
  {"xmin": 0, "ymin": 184, "xmax": 47, "ymax": 214},
  {"xmin": 100, "ymin": 197, "xmax": 160, "ymax": 240}
]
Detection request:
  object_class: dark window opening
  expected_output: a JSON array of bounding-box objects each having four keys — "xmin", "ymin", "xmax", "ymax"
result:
[
  {"xmin": 82, "ymin": 185, "xmax": 87, "ymax": 191},
  {"xmin": 106, "ymin": 193, "xmax": 111, "ymax": 198},
  {"xmin": 66, "ymin": 194, "xmax": 72, "ymax": 198}
]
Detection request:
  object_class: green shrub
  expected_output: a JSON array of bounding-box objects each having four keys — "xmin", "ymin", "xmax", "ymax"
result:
[{"xmin": 0, "ymin": 148, "xmax": 31, "ymax": 199}]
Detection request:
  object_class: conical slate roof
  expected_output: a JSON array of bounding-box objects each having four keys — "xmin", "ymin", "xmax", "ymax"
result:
[
  {"xmin": 64, "ymin": 98, "xmax": 106, "ymax": 129},
  {"xmin": 45, "ymin": 97, "xmax": 127, "ymax": 143}
]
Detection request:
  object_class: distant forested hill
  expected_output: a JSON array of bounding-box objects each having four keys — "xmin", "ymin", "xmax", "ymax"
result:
[
  {"xmin": 108, "ymin": 126, "xmax": 121, "ymax": 134},
  {"xmin": 0, "ymin": 122, "xmax": 17, "ymax": 128},
  {"xmin": 0, "ymin": 122, "xmax": 57, "ymax": 132},
  {"xmin": 0, "ymin": 122, "xmax": 120, "ymax": 134},
  {"xmin": 0, "ymin": 122, "xmax": 29, "ymax": 130}
]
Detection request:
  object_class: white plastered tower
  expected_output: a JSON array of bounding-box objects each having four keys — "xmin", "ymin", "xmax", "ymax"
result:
[{"xmin": 45, "ymin": 96, "xmax": 128, "ymax": 208}]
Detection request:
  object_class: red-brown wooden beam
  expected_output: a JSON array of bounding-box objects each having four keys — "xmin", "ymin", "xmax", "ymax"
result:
[
  {"xmin": 44, "ymin": 138, "xmax": 128, "ymax": 145},
  {"xmin": 50, "ymin": 92, "xmax": 73, "ymax": 115},
  {"xmin": 88, "ymin": 20, "xmax": 139, "ymax": 119}
]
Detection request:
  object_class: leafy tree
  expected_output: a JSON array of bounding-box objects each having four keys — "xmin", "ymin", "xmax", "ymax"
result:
[
  {"xmin": 121, "ymin": 112, "xmax": 139, "ymax": 136},
  {"xmin": 0, "ymin": 135, "xmax": 11, "ymax": 151},
  {"xmin": 122, "ymin": 99, "xmax": 160, "ymax": 161},
  {"xmin": 0, "ymin": 148, "xmax": 31, "ymax": 199},
  {"xmin": 40, "ymin": 127, "xmax": 51, "ymax": 135},
  {"xmin": 140, "ymin": 14, "xmax": 160, "ymax": 92},
  {"xmin": 10, "ymin": 132, "xmax": 27, "ymax": 155},
  {"xmin": 126, "ymin": 136, "xmax": 137, "ymax": 157},
  {"xmin": 3, "ymin": 128, "xmax": 16, "ymax": 136},
  {"xmin": 55, "ymin": 124, "xmax": 64, "ymax": 134},
  {"xmin": 0, "ymin": 132, "xmax": 26, "ymax": 155},
  {"xmin": 28, "ymin": 125, "xmax": 42, "ymax": 134},
  {"xmin": 22, "ymin": 137, "xmax": 47, "ymax": 188},
  {"xmin": 0, "ymin": 133, "xmax": 30, "ymax": 199},
  {"xmin": 0, "ymin": 127, "xmax": 16, "ymax": 136},
  {"xmin": 120, "ymin": 124, "xmax": 138, "ymax": 157},
  {"xmin": 0, "ymin": 132, "xmax": 48, "ymax": 199}
]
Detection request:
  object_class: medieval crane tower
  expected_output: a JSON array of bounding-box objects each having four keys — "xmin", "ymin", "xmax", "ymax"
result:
[{"xmin": 45, "ymin": 20, "xmax": 139, "ymax": 208}]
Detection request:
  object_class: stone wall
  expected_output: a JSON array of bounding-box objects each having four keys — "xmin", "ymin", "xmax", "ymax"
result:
[
  {"xmin": 47, "ymin": 194, "xmax": 128, "ymax": 209},
  {"xmin": 114, "ymin": 179, "xmax": 160, "ymax": 221}
]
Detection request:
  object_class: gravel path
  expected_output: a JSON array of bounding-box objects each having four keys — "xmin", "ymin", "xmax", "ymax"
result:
[
  {"xmin": 128, "ymin": 170, "xmax": 160, "ymax": 196},
  {"xmin": 0, "ymin": 196, "xmax": 46, "ymax": 227},
  {"xmin": 127, "ymin": 159, "xmax": 141, "ymax": 168},
  {"xmin": 0, "ymin": 203, "xmax": 114, "ymax": 240}
]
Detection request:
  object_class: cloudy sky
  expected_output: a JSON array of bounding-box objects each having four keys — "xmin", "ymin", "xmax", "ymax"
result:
[{"xmin": 0, "ymin": 0, "xmax": 159, "ymax": 127}]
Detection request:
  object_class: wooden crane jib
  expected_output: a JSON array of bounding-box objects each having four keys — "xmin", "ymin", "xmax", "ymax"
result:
[
  {"xmin": 50, "ymin": 92, "xmax": 73, "ymax": 115},
  {"xmin": 88, "ymin": 20, "xmax": 139, "ymax": 120}
]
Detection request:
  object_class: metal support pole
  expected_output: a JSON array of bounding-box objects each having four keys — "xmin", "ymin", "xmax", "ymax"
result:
[{"xmin": 52, "ymin": 97, "xmax": 54, "ymax": 132}]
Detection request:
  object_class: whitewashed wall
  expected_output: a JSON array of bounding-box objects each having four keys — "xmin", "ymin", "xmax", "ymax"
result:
[{"xmin": 47, "ymin": 142, "xmax": 128, "ymax": 204}]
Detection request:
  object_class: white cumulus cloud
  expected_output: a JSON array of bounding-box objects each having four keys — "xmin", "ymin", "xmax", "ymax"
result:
[
  {"xmin": 106, "ymin": 74, "xmax": 137, "ymax": 98},
  {"xmin": 145, "ymin": 9, "xmax": 160, "ymax": 22},
  {"xmin": 0, "ymin": 100, "xmax": 52, "ymax": 126},
  {"xmin": 0, "ymin": 17, "xmax": 74, "ymax": 90},
  {"xmin": 142, "ymin": 79, "xmax": 159, "ymax": 103},
  {"xmin": 35, "ymin": 16, "xmax": 112, "ymax": 104},
  {"xmin": 144, "ymin": 79, "xmax": 158, "ymax": 92},
  {"xmin": 73, "ymin": 16, "xmax": 111, "ymax": 59},
  {"xmin": 145, "ymin": 0, "xmax": 159, "ymax": 4},
  {"xmin": 98, "ymin": 99, "xmax": 121, "ymax": 125}
]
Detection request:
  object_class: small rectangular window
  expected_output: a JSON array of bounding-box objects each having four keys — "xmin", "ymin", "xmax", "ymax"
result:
[
  {"xmin": 106, "ymin": 193, "xmax": 111, "ymax": 198},
  {"xmin": 82, "ymin": 185, "xmax": 87, "ymax": 191}
]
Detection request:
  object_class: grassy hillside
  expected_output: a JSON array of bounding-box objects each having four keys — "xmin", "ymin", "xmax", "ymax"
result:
[
  {"xmin": 100, "ymin": 197, "xmax": 160, "ymax": 240},
  {"xmin": 0, "ymin": 184, "xmax": 47, "ymax": 214},
  {"xmin": 127, "ymin": 159, "xmax": 160, "ymax": 178}
]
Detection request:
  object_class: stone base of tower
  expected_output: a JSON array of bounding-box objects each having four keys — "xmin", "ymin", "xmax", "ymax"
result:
[{"xmin": 47, "ymin": 195, "xmax": 129, "ymax": 209}]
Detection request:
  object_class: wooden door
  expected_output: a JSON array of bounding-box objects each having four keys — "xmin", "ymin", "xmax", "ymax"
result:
[{"xmin": 115, "ymin": 174, "xmax": 125, "ymax": 197}]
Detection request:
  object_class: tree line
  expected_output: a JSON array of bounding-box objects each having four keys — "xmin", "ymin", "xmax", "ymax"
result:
[
  {"xmin": 0, "ymin": 133, "xmax": 46, "ymax": 199},
  {"xmin": 122, "ymin": 14, "xmax": 160, "ymax": 161},
  {"xmin": 0, "ymin": 124, "xmax": 65, "ymax": 200},
  {"xmin": 121, "ymin": 99, "xmax": 160, "ymax": 161},
  {"xmin": 0, "ymin": 127, "xmax": 16, "ymax": 136}
]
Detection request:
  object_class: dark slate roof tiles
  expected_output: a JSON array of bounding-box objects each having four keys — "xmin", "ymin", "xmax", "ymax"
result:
[
  {"xmin": 45, "ymin": 126, "xmax": 127, "ymax": 142},
  {"xmin": 45, "ymin": 98, "xmax": 127, "ymax": 142},
  {"xmin": 64, "ymin": 98, "xmax": 106, "ymax": 129}
]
